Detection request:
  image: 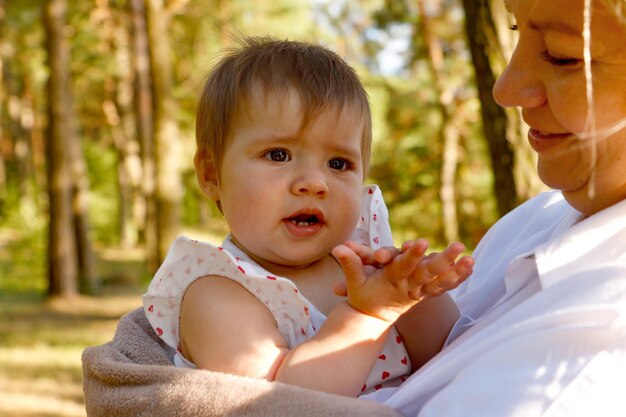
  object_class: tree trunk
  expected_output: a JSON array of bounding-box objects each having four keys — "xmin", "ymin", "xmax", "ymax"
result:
[
  {"xmin": 0, "ymin": 0, "xmax": 6, "ymax": 216},
  {"xmin": 43, "ymin": 0, "xmax": 78, "ymax": 297},
  {"xmin": 146, "ymin": 0, "xmax": 182, "ymax": 264},
  {"xmin": 462, "ymin": 0, "xmax": 518, "ymax": 217},
  {"xmin": 129, "ymin": 0, "xmax": 158, "ymax": 270},
  {"xmin": 103, "ymin": 2, "xmax": 142, "ymax": 249},
  {"xmin": 415, "ymin": 0, "xmax": 460, "ymax": 243},
  {"xmin": 490, "ymin": 0, "xmax": 545, "ymax": 200},
  {"xmin": 69, "ymin": 119, "xmax": 98, "ymax": 294}
]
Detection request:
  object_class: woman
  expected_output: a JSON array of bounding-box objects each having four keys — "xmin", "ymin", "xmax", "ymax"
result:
[{"xmin": 369, "ymin": 0, "xmax": 626, "ymax": 415}]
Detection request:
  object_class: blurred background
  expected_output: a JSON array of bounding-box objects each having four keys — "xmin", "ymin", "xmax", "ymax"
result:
[{"xmin": 0, "ymin": 0, "xmax": 545, "ymax": 415}]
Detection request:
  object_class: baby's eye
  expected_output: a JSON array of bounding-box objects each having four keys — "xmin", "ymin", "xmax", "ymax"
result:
[
  {"xmin": 264, "ymin": 149, "xmax": 290, "ymax": 162},
  {"xmin": 328, "ymin": 158, "xmax": 351, "ymax": 171},
  {"xmin": 541, "ymin": 51, "xmax": 583, "ymax": 68}
]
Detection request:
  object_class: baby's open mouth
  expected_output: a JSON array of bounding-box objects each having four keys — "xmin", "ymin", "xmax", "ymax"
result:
[{"xmin": 288, "ymin": 214, "xmax": 320, "ymax": 227}]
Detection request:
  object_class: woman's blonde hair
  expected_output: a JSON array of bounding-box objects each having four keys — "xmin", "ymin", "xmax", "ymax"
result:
[{"xmin": 605, "ymin": 0, "xmax": 626, "ymax": 22}]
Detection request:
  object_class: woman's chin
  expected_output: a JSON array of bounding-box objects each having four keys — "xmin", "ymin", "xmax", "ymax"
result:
[{"xmin": 537, "ymin": 163, "xmax": 589, "ymax": 193}]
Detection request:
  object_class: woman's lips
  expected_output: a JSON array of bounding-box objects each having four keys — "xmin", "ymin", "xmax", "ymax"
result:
[{"xmin": 528, "ymin": 128, "xmax": 574, "ymax": 152}]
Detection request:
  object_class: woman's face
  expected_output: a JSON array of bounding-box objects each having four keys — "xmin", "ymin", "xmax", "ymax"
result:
[{"xmin": 493, "ymin": 0, "xmax": 626, "ymax": 215}]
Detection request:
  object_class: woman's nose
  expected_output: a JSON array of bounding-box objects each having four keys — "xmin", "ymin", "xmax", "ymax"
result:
[
  {"xmin": 493, "ymin": 45, "xmax": 547, "ymax": 109},
  {"xmin": 291, "ymin": 172, "xmax": 329, "ymax": 198}
]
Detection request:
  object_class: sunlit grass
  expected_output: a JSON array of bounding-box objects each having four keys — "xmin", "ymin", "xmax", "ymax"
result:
[
  {"xmin": 0, "ymin": 216, "xmax": 229, "ymax": 417},
  {"xmin": 0, "ymin": 345, "xmax": 87, "ymax": 417},
  {"xmin": 0, "ymin": 292, "xmax": 140, "ymax": 417},
  {"xmin": 0, "ymin": 223, "xmax": 146, "ymax": 417}
]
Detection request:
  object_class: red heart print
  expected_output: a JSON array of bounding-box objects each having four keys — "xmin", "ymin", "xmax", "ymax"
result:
[
  {"xmin": 396, "ymin": 335, "xmax": 402, "ymax": 344},
  {"xmin": 156, "ymin": 327, "xmax": 163, "ymax": 336},
  {"xmin": 382, "ymin": 371, "xmax": 390, "ymax": 380},
  {"xmin": 401, "ymin": 356, "xmax": 408, "ymax": 365},
  {"xmin": 148, "ymin": 305, "xmax": 154, "ymax": 313},
  {"xmin": 378, "ymin": 354, "xmax": 386, "ymax": 360}
]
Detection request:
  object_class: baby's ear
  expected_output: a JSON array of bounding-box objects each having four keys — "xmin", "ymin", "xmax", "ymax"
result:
[{"xmin": 194, "ymin": 149, "xmax": 220, "ymax": 201}]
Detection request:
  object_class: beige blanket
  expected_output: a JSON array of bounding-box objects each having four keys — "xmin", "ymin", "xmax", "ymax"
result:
[{"xmin": 82, "ymin": 307, "xmax": 403, "ymax": 417}]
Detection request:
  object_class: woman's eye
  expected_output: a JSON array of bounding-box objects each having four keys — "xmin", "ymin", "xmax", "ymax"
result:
[
  {"xmin": 541, "ymin": 51, "xmax": 583, "ymax": 68},
  {"xmin": 265, "ymin": 149, "xmax": 290, "ymax": 162},
  {"xmin": 328, "ymin": 158, "xmax": 350, "ymax": 171}
]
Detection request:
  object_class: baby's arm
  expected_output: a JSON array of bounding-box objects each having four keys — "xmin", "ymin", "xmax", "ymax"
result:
[
  {"xmin": 335, "ymin": 240, "xmax": 474, "ymax": 371},
  {"xmin": 180, "ymin": 275, "xmax": 393, "ymax": 397}
]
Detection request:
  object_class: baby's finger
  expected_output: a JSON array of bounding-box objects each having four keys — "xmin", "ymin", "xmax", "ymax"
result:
[
  {"xmin": 343, "ymin": 240, "xmax": 378, "ymax": 265},
  {"xmin": 333, "ymin": 281, "xmax": 348, "ymax": 297},
  {"xmin": 373, "ymin": 246, "xmax": 402, "ymax": 265},
  {"xmin": 423, "ymin": 242, "xmax": 466, "ymax": 277},
  {"xmin": 423, "ymin": 256, "xmax": 474, "ymax": 295},
  {"xmin": 439, "ymin": 256, "xmax": 474, "ymax": 289},
  {"xmin": 331, "ymin": 244, "xmax": 366, "ymax": 288},
  {"xmin": 385, "ymin": 239, "xmax": 428, "ymax": 283}
]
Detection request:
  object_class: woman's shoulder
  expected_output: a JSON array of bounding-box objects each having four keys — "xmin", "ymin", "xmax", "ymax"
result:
[{"xmin": 474, "ymin": 191, "xmax": 570, "ymax": 253}]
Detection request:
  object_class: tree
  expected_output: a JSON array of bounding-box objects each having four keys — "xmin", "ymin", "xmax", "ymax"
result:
[
  {"xmin": 44, "ymin": 0, "xmax": 79, "ymax": 297},
  {"xmin": 0, "ymin": 0, "xmax": 7, "ymax": 217},
  {"xmin": 146, "ymin": 0, "xmax": 183, "ymax": 265},
  {"xmin": 98, "ymin": 0, "xmax": 143, "ymax": 249},
  {"xmin": 415, "ymin": 0, "xmax": 460, "ymax": 243},
  {"xmin": 461, "ymin": 0, "xmax": 518, "ymax": 217},
  {"xmin": 129, "ymin": 0, "xmax": 158, "ymax": 270},
  {"xmin": 44, "ymin": 0, "xmax": 97, "ymax": 296}
]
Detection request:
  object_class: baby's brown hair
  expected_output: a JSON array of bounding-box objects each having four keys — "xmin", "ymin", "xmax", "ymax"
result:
[{"xmin": 195, "ymin": 36, "xmax": 372, "ymax": 178}]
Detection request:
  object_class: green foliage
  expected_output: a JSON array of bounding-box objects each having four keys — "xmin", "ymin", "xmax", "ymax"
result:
[
  {"xmin": 0, "ymin": 226, "xmax": 47, "ymax": 295},
  {"xmin": 0, "ymin": 0, "xmax": 510, "ymax": 299},
  {"xmin": 84, "ymin": 141, "xmax": 121, "ymax": 245}
]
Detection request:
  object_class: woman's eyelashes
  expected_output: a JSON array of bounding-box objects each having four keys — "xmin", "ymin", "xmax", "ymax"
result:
[
  {"xmin": 541, "ymin": 50, "xmax": 583, "ymax": 68},
  {"xmin": 506, "ymin": 21, "xmax": 583, "ymax": 69}
]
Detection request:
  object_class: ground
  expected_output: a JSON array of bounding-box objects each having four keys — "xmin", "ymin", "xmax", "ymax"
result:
[
  {"xmin": 0, "ymin": 291, "xmax": 141, "ymax": 417},
  {"xmin": 0, "ymin": 226, "xmax": 224, "ymax": 417}
]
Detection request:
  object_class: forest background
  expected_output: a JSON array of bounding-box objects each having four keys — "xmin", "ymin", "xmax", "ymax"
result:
[{"xmin": 0, "ymin": 0, "xmax": 546, "ymax": 416}]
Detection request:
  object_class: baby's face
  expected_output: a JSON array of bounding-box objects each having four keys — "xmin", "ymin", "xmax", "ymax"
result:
[{"xmin": 216, "ymin": 84, "xmax": 366, "ymax": 271}]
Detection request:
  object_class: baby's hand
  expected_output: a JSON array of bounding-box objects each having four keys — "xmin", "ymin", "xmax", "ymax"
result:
[{"xmin": 331, "ymin": 240, "xmax": 473, "ymax": 322}]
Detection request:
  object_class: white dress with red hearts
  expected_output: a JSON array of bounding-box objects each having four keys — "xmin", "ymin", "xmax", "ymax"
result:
[{"xmin": 143, "ymin": 185, "xmax": 411, "ymax": 395}]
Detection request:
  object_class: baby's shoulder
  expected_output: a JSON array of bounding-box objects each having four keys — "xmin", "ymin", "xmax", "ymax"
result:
[{"xmin": 182, "ymin": 274, "xmax": 275, "ymax": 318}]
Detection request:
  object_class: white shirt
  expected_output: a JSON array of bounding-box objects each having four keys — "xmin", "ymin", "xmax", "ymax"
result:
[{"xmin": 366, "ymin": 191, "xmax": 626, "ymax": 417}]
